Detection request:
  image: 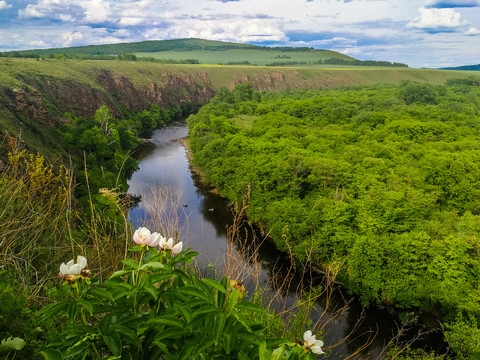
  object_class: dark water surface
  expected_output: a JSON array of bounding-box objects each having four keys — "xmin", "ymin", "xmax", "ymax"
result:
[{"xmin": 127, "ymin": 122, "xmax": 445, "ymax": 359}]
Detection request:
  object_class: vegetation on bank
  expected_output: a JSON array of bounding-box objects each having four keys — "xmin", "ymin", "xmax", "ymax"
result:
[
  {"xmin": 187, "ymin": 79, "xmax": 480, "ymax": 358},
  {"xmin": 0, "ymin": 149, "xmax": 328, "ymax": 359}
]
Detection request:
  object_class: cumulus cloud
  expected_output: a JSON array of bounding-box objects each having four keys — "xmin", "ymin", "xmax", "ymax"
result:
[
  {"xmin": 80, "ymin": 0, "xmax": 111, "ymax": 23},
  {"xmin": 465, "ymin": 26, "xmax": 480, "ymax": 34},
  {"xmin": 62, "ymin": 31, "xmax": 84, "ymax": 46},
  {"xmin": 0, "ymin": 1, "xmax": 12, "ymax": 10},
  {"xmin": 18, "ymin": 4, "xmax": 45, "ymax": 18},
  {"xmin": 18, "ymin": 0, "xmax": 82, "ymax": 20},
  {"xmin": 407, "ymin": 7, "xmax": 468, "ymax": 32},
  {"xmin": 29, "ymin": 40, "xmax": 47, "ymax": 47},
  {"xmin": 424, "ymin": 0, "xmax": 480, "ymax": 8}
]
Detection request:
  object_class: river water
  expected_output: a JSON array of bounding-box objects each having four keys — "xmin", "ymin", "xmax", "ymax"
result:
[{"xmin": 127, "ymin": 121, "xmax": 445, "ymax": 359}]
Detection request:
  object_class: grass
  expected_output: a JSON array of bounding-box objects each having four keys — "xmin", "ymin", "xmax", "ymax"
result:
[{"xmin": 135, "ymin": 48, "xmax": 350, "ymax": 66}]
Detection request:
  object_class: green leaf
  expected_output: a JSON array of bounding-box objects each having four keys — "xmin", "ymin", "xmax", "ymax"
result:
[
  {"xmin": 40, "ymin": 348, "xmax": 62, "ymax": 360},
  {"xmin": 235, "ymin": 300, "xmax": 264, "ymax": 312},
  {"xmin": 259, "ymin": 341, "xmax": 271, "ymax": 360},
  {"xmin": 103, "ymin": 330, "xmax": 122, "ymax": 356},
  {"xmin": 150, "ymin": 273, "xmax": 174, "ymax": 284},
  {"xmin": 154, "ymin": 328, "xmax": 185, "ymax": 341},
  {"xmin": 191, "ymin": 305, "xmax": 219, "ymax": 317},
  {"xmin": 121, "ymin": 259, "xmax": 139, "ymax": 270},
  {"xmin": 178, "ymin": 343, "xmax": 196, "ymax": 360},
  {"xmin": 194, "ymin": 340, "xmax": 215, "ymax": 357},
  {"xmin": 109, "ymin": 269, "xmax": 130, "ymax": 279},
  {"xmin": 202, "ymin": 278, "xmax": 226, "ymax": 294},
  {"xmin": 68, "ymin": 301, "xmax": 78, "ymax": 321},
  {"xmin": 223, "ymin": 332, "xmax": 233, "ymax": 355},
  {"xmin": 271, "ymin": 346, "xmax": 287, "ymax": 360},
  {"xmin": 77, "ymin": 299, "xmax": 94, "ymax": 315},
  {"xmin": 149, "ymin": 316, "xmax": 185, "ymax": 329},
  {"xmin": 89, "ymin": 288, "xmax": 115, "ymax": 302},
  {"xmin": 0, "ymin": 337, "xmax": 26, "ymax": 353},
  {"xmin": 214, "ymin": 313, "xmax": 225, "ymax": 345},
  {"xmin": 195, "ymin": 278, "xmax": 215, "ymax": 302},
  {"xmin": 174, "ymin": 304, "xmax": 192, "ymax": 323},
  {"xmin": 139, "ymin": 261, "xmax": 165, "ymax": 271},
  {"xmin": 110, "ymin": 325, "xmax": 142, "ymax": 351},
  {"xmin": 128, "ymin": 245, "xmax": 144, "ymax": 252},
  {"xmin": 179, "ymin": 286, "xmax": 209, "ymax": 301},
  {"xmin": 38, "ymin": 302, "xmax": 70, "ymax": 322},
  {"xmin": 143, "ymin": 283, "xmax": 158, "ymax": 300},
  {"xmin": 227, "ymin": 289, "xmax": 239, "ymax": 314}
]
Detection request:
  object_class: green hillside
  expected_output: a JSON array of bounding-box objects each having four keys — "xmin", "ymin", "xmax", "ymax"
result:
[
  {"xmin": 135, "ymin": 48, "xmax": 355, "ymax": 66},
  {"xmin": 0, "ymin": 38, "xmax": 349, "ymax": 57},
  {"xmin": 0, "ymin": 38, "xmax": 410, "ymax": 68}
]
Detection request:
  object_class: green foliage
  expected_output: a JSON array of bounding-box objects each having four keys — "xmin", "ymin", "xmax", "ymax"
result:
[
  {"xmin": 445, "ymin": 314, "xmax": 480, "ymax": 359},
  {"xmin": 38, "ymin": 239, "xmax": 322, "ymax": 360},
  {"xmin": 187, "ymin": 81, "xmax": 480, "ymax": 318}
]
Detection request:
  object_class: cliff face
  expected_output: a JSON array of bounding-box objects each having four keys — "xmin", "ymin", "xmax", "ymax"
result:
[
  {"xmin": 3, "ymin": 66, "xmax": 216, "ymax": 128},
  {"xmin": 0, "ymin": 59, "xmax": 472, "ymax": 155}
]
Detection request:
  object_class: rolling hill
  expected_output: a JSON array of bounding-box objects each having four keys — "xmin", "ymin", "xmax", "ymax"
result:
[{"xmin": 0, "ymin": 38, "xmax": 409, "ymax": 68}]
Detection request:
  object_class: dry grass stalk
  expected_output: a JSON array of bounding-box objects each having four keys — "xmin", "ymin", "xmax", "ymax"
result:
[{"xmin": 139, "ymin": 185, "xmax": 188, "ymax": 242}]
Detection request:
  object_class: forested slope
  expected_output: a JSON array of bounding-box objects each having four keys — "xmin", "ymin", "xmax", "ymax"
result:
[{"xmin": 187, "ymin": 78, "xmax": 480, "ymax": 315}]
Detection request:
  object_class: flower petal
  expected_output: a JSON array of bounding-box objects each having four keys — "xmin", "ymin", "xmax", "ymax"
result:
[
  {"xmin": 59, "ymin": 263, "xmax": 69, "ymax": 275},
  {"xmin": 172, "ymin": 242, "xmax": 183, "ymax": 255},
  {"xmin": 77, "ymin": 255, "xmax": 87, "ymax": 269},
  {"xmin": 303, "ymin": 330, "xmax": 314, "ymax": 343},
  {"xmin": 310, "ymin": 345, "xmax": 324, "ymax": 354},
  {"xmin": 69, "ymin": 264, "xmax": 82, "ymax": 275}
]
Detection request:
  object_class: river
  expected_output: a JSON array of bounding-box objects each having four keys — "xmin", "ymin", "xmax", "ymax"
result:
[{"xmin": 127, "ymin": 121, "xmax": 445, "ymax": 359}]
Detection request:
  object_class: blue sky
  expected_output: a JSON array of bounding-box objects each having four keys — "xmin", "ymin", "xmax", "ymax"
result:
[{"xmin": 0, "ymin": 0, "xmax": 479, "ymax": 68}]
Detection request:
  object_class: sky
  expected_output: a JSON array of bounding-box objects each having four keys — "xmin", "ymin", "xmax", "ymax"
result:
[{"xmin": 0, "ymin": 0, "xmax": 479, "ymax": 68}]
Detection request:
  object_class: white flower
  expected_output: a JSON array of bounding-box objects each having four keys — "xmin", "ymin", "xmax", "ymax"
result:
[
  {"xmin": 148, "ymin": 232, "xmax": 162, "ymax": 247},
  {"xmin": 133, "ymin": 227, "xmax": 151, "ymax": 245},
  {"xmin": 133, "ymin": 227, "xmax": 161, "ymax": 247},
  {"xmin": 303, "ymin": 330, "xmax": 324, "ymax": 355},
  {"xmin": 60, "ymin": 255, "xmax": 88, "ymax": 276},
  {"xmin": 159, "ymin": 236, "xmax": 183, "ymax": 254}
]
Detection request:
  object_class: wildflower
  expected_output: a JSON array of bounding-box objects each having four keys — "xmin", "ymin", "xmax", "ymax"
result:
[
  {"xmin": 59, "ymin": 255, "xmax": 88, "ymax": 276},
  {"xmin": 229, "ymin": 279, "xmax": 245, "ymax": 298},
  {"xmin": 133, "ymin": 227, "xmax": 161, "ymax": 247},
  {"xmin": 159, "ymin": 236, "xmax": 183, "ymax": 255},
  {"xmin": 303, "ymin": 330, "xmax": 324, "ymax": 355}
]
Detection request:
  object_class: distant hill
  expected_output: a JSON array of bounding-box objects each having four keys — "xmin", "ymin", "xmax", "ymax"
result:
[
  {"xmin": 0, "ymin": 38, "xmax": 409, "ymax": 68},
  {"xmin": 441, "ymin": 64, "xmax": 480, "ymax": 71},
  {"xmin": 0, "ymin": 38, "xmax": 348, "ymax": 57}
]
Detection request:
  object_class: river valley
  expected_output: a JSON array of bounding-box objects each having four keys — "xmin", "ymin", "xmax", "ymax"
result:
[{"xmin": 127, "ymin": 121, "xmax": 445, "ymax": 359}]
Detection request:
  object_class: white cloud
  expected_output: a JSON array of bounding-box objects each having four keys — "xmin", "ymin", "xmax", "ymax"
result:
[
  {"xmin": 407, "ymin": 7, "xmax": 468, "ymax": 30},
  {"xmin": 79, "ymin": 0, "xmax": 111, "ymax": 23},
  {"xmin": 18, "ymin": 4, "xmax": 45, "ymax": 18},
  {"xmin": 62, "ymin": 31, "xmax": 84, "ymax": 47},
  {"xmin": 0, "ymin": 1, "xmax": 12, "ymax": 10},
  {"xmin": 119, "ymin": 16, "xmax": 144, "ymax": 26},
  {"xmin": 29, "ymin": 40, "xmax": 47, "ymax": 47},
  {"xmin": 18, "ymin": 0, "xmax": 78, "ymax": 20},
  {"xmin": 465, "ymin": 26, "xmax": 480, "ymax": 34}
]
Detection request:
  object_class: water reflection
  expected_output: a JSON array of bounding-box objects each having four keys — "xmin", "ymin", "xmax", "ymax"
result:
[{"xmin": 127, "ymin": 121, "xmax": 445, "ymax": 359}]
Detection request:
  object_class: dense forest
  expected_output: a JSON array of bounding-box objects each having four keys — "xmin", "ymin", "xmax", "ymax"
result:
[{"xmin": 187, "ymin": 78, "xmax": 480, "ymax": 357}]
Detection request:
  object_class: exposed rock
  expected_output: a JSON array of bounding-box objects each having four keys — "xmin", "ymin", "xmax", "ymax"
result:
[{"xmin": 11, "ymin": 88, "xmax": 51, "ymax": 125}]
